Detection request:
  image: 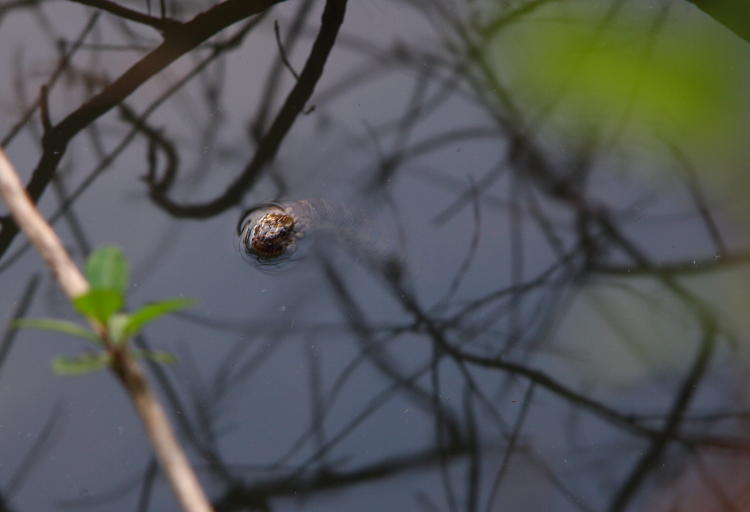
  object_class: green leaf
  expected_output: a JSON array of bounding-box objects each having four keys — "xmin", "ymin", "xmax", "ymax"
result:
[
  {"xmin": 133, "ymin": 350, "xmax": 177, "ymax": 364},
  {"xmin": 51, "ymin": 352, "xmax": 111, "ymax": 376},
  {"xmin": 85, "ymin": 246, "xmax": 128, "ymax": 293},
  {"xmin": 123, "ymin": 298, "xmax": 193, "ymax": 338},
  {"xmin": 12, "ymin": 318, "xmax": 99, "ymax": 343},
  {"xmin": 73, "ymin": 289, "xmax": 123, "ymax": 323},
  {"xmin": 107, "ymin": 313, "xmax": 131, "ymax": 345}
]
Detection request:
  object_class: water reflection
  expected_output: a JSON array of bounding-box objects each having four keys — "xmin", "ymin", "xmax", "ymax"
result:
[{"xmin": 1, "ymin": 1, "xmax": 750, "ymax": 512}]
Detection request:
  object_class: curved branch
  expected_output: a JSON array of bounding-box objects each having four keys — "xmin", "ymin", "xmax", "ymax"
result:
[
  {"xmin": 609, "ymin": 322, "xmax": 718, "ymax": 511},
  {"xmin": 147, "ymin": 0, "xmax": 349, "ymax": 218},
  {"xmin": 0, "ymin": 0, "xmax": 284, "ymax": 261}
]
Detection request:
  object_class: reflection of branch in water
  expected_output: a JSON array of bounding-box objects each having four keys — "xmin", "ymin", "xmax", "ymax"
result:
[
  {"xmin": 462, "ymin": 386, "xmax": 480, "ymax": 512},
  {"xmin": 0, "ymin": 274, "xmax": 39, "ymax": 375},
  {"xmin": 0, "ymin": 0, "xmax": 286, "ymax": 261},
  {"xmin": 382, "ymin": 256, "xmax": 738, "ymax": 454},
  {"xmin": 133, "ymin": 334, "xmax": 236, "ymax": 484},
  {"xmin": 3, "ymin": 1, "xmax": 750, "ymax": 510},
  {"xmin": 251, "ymin": 0, "xmax": 315, "ymax": 141},
  {"xmin": 0, "ymin": 16, "xmax": 265, "ymax": 277},
  {"xmin": 1, "ymin": 12, "xmax": 101, "ymax": 148},
  {"xmin": 4, "ymin": 402, "xmax": 64, "ymax": 506},
  {"xmin": 147, "ymin": 0, "xmax": 349, "ymax": 218},
  {"xmin": 609, "ymin": 322, "xmax": 717, "ymax": 512},
  {"xmin": 119, "ymin": 104, "xmax": 180, "ymax": 193},
  {"xmin": 667, "ymin": 141, "xmax": 728, "ymax": 257},
  {"xmin": 436, "ymin": 177, "xmax": 482, "ymax": 306},
  {"xmin": 214, "ymin": 444, "xmax": 479, "ymax": 512},
  {"xmin": 485, "ymin": 382, "xmax": 535, "ymax": 512},
  {"xmin": 136, "ymin": 460, "xmax": 159, "ymax": 512},
  {"xmin": 273, "ymin": 20, "xmax": 301, "ymax": 81},
  {"xmin": 319, "ymin": 254, "xmax": 605, "ymax": 510},
  {"xmin": 322, "ymin": 260, "xmax": 463, "ymax": 439}
]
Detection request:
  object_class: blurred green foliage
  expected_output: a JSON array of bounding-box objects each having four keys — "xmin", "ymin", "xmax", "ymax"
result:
[
  {"xmin": 490, "ymin": 2, "xmax": 748, "ymax": 159},
  {"xmin": 557, "ymin": 270, "xmax": 750, "ymax": 388}
]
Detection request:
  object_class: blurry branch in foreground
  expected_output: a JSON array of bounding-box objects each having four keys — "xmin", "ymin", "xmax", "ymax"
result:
[{"xmin": 0, "ymin": 146, "xmax": 214, "ymax": 512}]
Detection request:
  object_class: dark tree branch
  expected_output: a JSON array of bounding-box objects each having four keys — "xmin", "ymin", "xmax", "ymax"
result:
[
  {"xmin": 0, "ymin": 274, "xmax": 39, "ymax": 375},
  {"xmin": 147, "ymin": 0, "xmax": 349, "ymax": 218},
  {"xmin": 214, "ymin": 444, "xmax": 476, "ymax": 512},
  {"xmin": 38, "ymin": 86, "xmax": 52, "ymax": 133},
  {"xmin": 0, "ymin": 0, "xmax": 284, "ymax": 261},
  {"xmin": 273, "ymin": 19, "xmax": 300, "ymax": 80},
  {"xmin": 67, "ymin": 0, "xmax": 180, "ymax": 32},
  {"xmin": 592, "ymin": 252, "xmax": 750, "ymax": 276},
  {"xmin": 609, "ymin": 323, "xmax": 717, "ymax": 512}
]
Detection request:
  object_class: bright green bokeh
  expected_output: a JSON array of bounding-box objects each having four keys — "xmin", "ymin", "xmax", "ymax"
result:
[{"xmin": 489, "ymin": 2, "xmax": 748, "ymax": 160}]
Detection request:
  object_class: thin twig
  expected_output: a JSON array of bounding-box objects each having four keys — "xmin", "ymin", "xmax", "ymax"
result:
[
  {"xmin": 485, "ymin": 383, "xmax": 535, "ymax": 512},
  {"xmin": 274, "ymin": 20, "xmax": 300, "ymax": 80},
  {"xmin": 0, "ymin": 146, "xmax": 214, "ymax": 512},
  {"xmin": 0, "ymin": 274, "xmax": 39, "ymax": 373},
  {"xmin": 39, "ymin": 85, "xmax": 52, "ymax": 133},
  {"xmin": 66, "ymin": 0, "xmax": 179, "ymax": 32}
]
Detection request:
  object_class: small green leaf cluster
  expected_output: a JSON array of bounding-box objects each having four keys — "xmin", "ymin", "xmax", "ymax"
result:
[{"xmin": 14, "ymin": 246, "xmax": 191, "ymax": 375}]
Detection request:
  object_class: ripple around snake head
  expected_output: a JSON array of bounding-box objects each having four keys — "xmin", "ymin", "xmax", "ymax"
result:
[{"xmin": 236, "ymin": 199, "xmax": 391, "ymax": 271}]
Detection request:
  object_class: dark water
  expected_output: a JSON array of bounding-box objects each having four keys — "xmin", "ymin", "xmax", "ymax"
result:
[{"xmin": 2, "ymin": 1, "xmax": 750, "ymax": 511}]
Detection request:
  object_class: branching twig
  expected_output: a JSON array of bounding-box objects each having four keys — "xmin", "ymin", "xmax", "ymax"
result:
[
  {"xmin": 67, "ymin": 0, "xmax": 180, "ymax": 32},
  {"xmin": 274, "ymin": 20, "xmax": 300, "ymax": 80}
]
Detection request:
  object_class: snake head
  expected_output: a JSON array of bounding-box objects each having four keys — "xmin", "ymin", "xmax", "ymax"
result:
[{"xmin": 249, "ymin": 212, "xmax": 296, "ymax": 259}]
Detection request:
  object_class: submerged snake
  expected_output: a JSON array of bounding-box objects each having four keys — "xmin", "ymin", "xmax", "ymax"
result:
[{"xmin": 237, "ymin": 199, "xmax": 379, "ymax": 266}]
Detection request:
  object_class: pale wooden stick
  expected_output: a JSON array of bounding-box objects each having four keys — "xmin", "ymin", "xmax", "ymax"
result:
[
  {"xmin": 0, "ymin": 146, "xmax": 214, "ymax": 512},
  {"xmin": 0, "ymin": 149, "xmax": 88, "ymax": 298}
]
